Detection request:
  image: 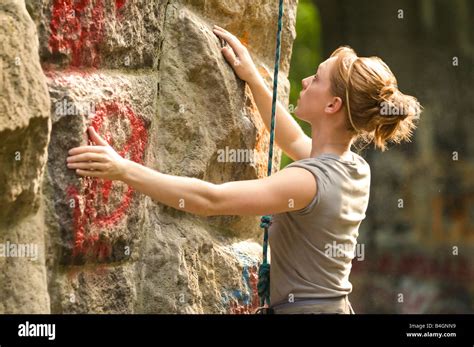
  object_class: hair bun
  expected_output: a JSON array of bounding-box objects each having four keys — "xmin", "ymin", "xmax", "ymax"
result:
[
  {"xmin": 379, "ymin": 83, "xmax": 417, "ymax": 121},
  {"xmin": 329, "ymin": 46, "xmax": 421, "ymax": 151},
  {"xmin": 379, "ymin": 83, "xmax": 398, "ymax": 101}
]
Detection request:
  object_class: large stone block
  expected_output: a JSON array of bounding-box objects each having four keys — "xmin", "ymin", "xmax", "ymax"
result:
[
  {"xmin": 136, "ymin": 211, "xmax": 263, "ymax": 313},
  {"xmin": 0, "ymin": 0, "xmax": 51, "ymax": 224},
  {"xmin": 0, "ymin": 0, "xmax": 51, "ymax": 313},
  {"xmin": 32, "ymin": 0, "xmax": 167, "ymax": 69},
  {"xmin": 43, "ymin": 71, "xmax": 155, "ymax": 265}
]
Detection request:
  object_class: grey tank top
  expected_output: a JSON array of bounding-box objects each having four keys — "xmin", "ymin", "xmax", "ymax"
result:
[{"xmin": 269, "ymin": 152, "xmax": 371, "ymax": 305}]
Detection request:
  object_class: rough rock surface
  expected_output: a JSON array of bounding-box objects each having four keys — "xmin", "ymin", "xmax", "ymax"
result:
[
  {"xmin": 1, "ymin": 0, "xmax": 297, "ymax": 313},
  {"xmin": 0, "ymin": 0, "xmax": 51, "ymax": 313}
]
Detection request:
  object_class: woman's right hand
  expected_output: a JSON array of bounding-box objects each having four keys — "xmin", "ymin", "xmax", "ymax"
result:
[{"xmin": 213, "ymin": 25, "xmax": 262, "ymax": 86}]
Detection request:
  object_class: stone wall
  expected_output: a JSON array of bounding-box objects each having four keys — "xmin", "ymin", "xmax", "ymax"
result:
[{"xmin": 0, "ymin": 0, "xmax": 297, "ymax": 313}]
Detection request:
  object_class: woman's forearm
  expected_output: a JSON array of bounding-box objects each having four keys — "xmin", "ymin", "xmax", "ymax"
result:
[{"xmin": 120, "ymin": 160, "xmax": 217, "ymax": 216}]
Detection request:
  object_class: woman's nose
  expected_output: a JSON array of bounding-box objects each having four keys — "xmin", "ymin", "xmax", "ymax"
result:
[{"xmin": 302, "ymin": 77, "xmax": 310, "ymax": 90}]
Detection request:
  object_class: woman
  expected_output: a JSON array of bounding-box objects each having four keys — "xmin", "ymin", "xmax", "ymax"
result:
[{"xmin": 66, "ymin": 25, "xmax": 421, "ymax": 314}]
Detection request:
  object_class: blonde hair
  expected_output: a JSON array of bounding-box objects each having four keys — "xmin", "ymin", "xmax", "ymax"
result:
[{"xmin": 330, "ymin": 46, "xmax": 421, "ymax": 151}]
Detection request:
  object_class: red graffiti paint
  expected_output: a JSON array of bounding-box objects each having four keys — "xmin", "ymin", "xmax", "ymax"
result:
[
  {"xmin": 115, "ymin": 0, "xmax": 126, "ymax": 10},
  {"xmin": 48, "ymin": 0, "xmax": 105, "ymax": 67},
  {"xmin": 67, "ymin": 101, "xmax": 147, "ymax": 260},
  {"xmin": 48, "ymin": 1, "xmax": 136, "ymax": 261},
  {"xmin": 48, "ymin": 0, "xmax": 127, "ymax": 68}
]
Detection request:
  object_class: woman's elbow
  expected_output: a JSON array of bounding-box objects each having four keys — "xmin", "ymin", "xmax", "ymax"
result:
[
  {"xmin": 200, "ymin": 185, "xmax": 225, "ymax": 217},
  {"xmin": 181, "ymin": 183, "xmax": 218, "ymax": 217},
  {"xmin": 195, "ymin": 203, "xmax": 217, "ymax": 217}
]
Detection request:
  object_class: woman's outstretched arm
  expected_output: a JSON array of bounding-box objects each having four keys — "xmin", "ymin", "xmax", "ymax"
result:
[
  {"xmin": 213, "ymin": 26, "xmax": 312, "ymax": 161},
  {"xmin": 67, "ymin": 127, "xmax": 317, "ymax": 217}
]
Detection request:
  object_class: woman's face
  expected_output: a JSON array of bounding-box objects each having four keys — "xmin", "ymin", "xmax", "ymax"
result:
[{"xmin": 294, "ymin": 57, "xmax": 337, "ymax": 122}]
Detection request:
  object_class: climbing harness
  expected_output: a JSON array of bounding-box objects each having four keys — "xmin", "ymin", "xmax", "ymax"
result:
[{"xmin": 255, "ymin": 0, "xmax": 284, "ymax": 314}]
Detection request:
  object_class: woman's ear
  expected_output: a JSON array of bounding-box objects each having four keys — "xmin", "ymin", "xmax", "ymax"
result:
[{"xmin": 325, "ymin": 96, "xmax": 343, "ymax": 114}]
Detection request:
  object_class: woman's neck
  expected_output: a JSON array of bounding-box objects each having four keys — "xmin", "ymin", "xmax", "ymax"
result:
[{"xmin": 310, "ymin": 126, "xmax": 353, "ymax": 159}]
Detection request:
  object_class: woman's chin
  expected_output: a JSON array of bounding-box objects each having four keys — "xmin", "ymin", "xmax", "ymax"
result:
[{"xmin": 294, "ymin": 107, "xmax": 304, "ymax": 120}]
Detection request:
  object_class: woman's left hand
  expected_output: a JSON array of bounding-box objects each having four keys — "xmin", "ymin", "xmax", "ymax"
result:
[{"xmin": 67, "ymin": 126, "xmax": 128, "ymax": 180}]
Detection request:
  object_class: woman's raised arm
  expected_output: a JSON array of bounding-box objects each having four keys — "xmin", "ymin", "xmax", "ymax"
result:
[{"xmin": 213, "ymin": 26, "xmax": 312, "ymax": 161}]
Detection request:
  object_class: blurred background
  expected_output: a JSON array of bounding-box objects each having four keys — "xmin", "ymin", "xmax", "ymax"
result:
[{"xmin": 284, "ymin": 0, "xmax": 474, "ymax": 313}]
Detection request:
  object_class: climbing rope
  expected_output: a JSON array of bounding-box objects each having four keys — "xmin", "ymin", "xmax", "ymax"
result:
[{"xmin": 257, "ymin": 0, "xmax": 284, "ymax": 311}]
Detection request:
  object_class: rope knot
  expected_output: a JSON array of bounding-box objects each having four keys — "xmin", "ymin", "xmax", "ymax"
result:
[{"xmin": 260, "ymin": 215, "xmax": 273, "ymax": 229}]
